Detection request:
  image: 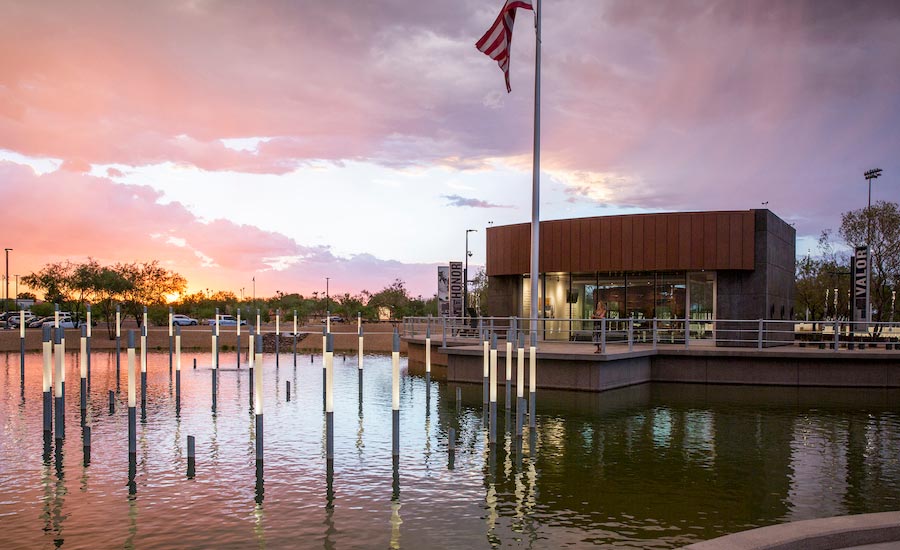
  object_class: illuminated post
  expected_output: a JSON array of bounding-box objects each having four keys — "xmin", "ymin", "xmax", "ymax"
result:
[
  {"xmin": 505, "ymin": 328, "xmax": 512, "ymax": 410},
  {"xmin": 425, "ymin": 324, "xmax": 431, "ymax": 401},
  {"xmin": 80, "ymin": 325, "xmax": 87, "ymax": 413},
  {"xmin": 236, "ymin": 308, "xmax": 242, "ymax": 368},
  {"xmin": 127, "ymin": 330, "xmax": 136, "ymax": 456},
  {"xmin": 212, "ymin": 308, "xmax": 219, "ymax": 370},
  {"xmin": 175, "ymin": 324, "xmax": 182, "ymax": 408},
  {"xmin": 293, "ymin": 310, "xmax": 298, "ymax": 367},
  {"xmin": 489, "ymin": 333, "xmax": 497, "ymax": 446},
  {"xmin": 392, "ymin": 329, "xmax": 400, "ymax": 457},
  {"xmin": 42, "ymin": 325, "xmax": 52, "ymax": 433},
  {"xmin": 140, "ymin": 310, "xmax": 147, "ymax": 413},
  {"xmin": 19, "ymin": 309, "xmax": 25, "ymax": 384},
  {"xmin": 358, "ymin": 324, "xmax": 365, "ymax": 400},
  {"xmin": 115, "ymin": 304, "xmax": 121, "ymax": 379},
  {"xmin": 326, "ymin": 310, "xmax": 331, "ymax": 333},
  {"xmin": 54, "ymin": 324, "xmax": 65, "ymax": 440},
  {"xmin": 516, "ymin": 330, "xmax": 524, "ymax": 437},
  {"xmin": 86, "ymin": 303, "xmax": 92, "ymax": 380},
  {"xmin": 322, "ymin": 324, "xmax": 327, "ymax": 406},
  {"xmin": 168, "ymin": 306, "xmax": 174, "ymax": 375},
  {"xmin": 248, "ymin": 325, "xmax": 255, "ymax": 405},
  {"xmin": 529, "ymin": 332, "xmax": 537, "ymax": 428},
  {"xmin": 482, "ymin": 329, "xmax": 489, "ymax": 406},
  {"xmin": 325, "ymin": 333, "xmax": 334, "ymax": 461},
  {"xmin": 254, "ymin": 333, "xmax": 264, "ymax": 463},
  {"xmin": 273, "ymin": 309, "xmax": 279, "ymax": 368}
]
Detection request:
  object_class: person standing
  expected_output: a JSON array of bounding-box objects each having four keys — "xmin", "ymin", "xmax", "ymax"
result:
[{"xmin": 592, "ymin": 298, "xmax": 606, "ymax": 353}]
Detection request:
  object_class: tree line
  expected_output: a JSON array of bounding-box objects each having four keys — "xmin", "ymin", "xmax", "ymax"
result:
[{"xmin": 20, "ymin": 260, "xmax": 439, "ymax": 338}]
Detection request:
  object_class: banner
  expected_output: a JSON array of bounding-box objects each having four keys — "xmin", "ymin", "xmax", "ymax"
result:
[
  {"xmin": 852, "ymin": 245, "xmax": 869, "ymax": 322},
  {"xmin": 437, "ymin": 266, "xmax": 450, "ymax": 317},
  {"xmin": 449, "ymin": 261, "xmax": 464, "ymax": 317}
]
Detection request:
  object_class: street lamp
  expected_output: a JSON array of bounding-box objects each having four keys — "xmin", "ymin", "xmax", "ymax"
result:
[
  {"xmin": 863, "ymin": 168, "xmax": 882, "ymax": 323},
  {"xmin": 3, "ymin": 248, "xmax": 11, "ymax": 313},
  {"xmin": 464, "ymin": 229, "xmax": 477, "ymax": 317}
]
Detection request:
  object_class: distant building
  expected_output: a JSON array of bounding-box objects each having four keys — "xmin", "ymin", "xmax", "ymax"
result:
[{"xmin": 486, "ymin": 209, "xmax": 795, "ymax": 343}]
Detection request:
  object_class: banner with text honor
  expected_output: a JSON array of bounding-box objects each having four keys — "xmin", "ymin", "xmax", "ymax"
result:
[{"xmin": 449, "ymin": 261, "xmax": 464, "ymax": 318}]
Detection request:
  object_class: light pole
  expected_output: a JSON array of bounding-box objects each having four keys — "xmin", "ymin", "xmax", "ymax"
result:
[
  {"xmin": 863, "ymin": 168, "xmax": 882, "ymax": 323},
  {"xmin": 464, "ymin": 229, "xmax": 477, "ymax": 317},
  {"xmin": 3, "ymin": 248, "xmax": 11, "ymax": 314}
]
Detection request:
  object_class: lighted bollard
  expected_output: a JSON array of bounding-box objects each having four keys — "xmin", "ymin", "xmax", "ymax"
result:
[
  {"xmin": 193, "ymin": 357, "xmax": 197, "ymax": 369},
  {"xmin": 254, "ymin": 334, "xmax": 264, "ymax": 464},
  {"xmin": 293, "ymin": 310, "xmax": 298, "ymax": 367},
  {"xmin": 236, "ymin": 308, "xmax": 242, "ymax": 368},
  {"xmin": 86, "ymin": 304, "xmax": 92, "ymax": 381},
  {"xmin": 275, "ymin": 309, "xmax": 280, "ymax": 368},
  {"xmin": 54, "ymin": 325, "xmax": 65, "ymax": 440},
  {"xmin": 42, "ymin": 325, "xmax": 52, "ymax": 433},
  {"xmin": 392, "ymin": 329, "xmax": 400, "ymax": 457},
  {"xmin": 489, "ymin": 334, "xmax": 498, "ymax": 446},
  {"xmin": 115, "ymin": 304, "xmax": 121, "ymax": 379},
  {"xmin": 505, "ymin": 329, "xmax": 512, "ymax": 410},
  {"xmin": 187, "ymin": 435, "xmax": 196, "ymax": 478},
  {"xmin": 325, "ymin": 333, "xmax": 334, "ymax": 460},
  {"xmin": 168, "ymin": 306, "xmax": 174, "ymax": 374},
  {"xmin": 248, "ymin": 325, "xmax": 255, "ymax": 405},
  {"xmin": 80, "ymin": 325, "xmax": 87, "ymax": 413},
  {"xmin": 127, "ymin": 330, "xmax": 136, "ymax": 456},
  {"xmin": 529, "ymin": 332, "xmax": 537, "ymax": 428},
  {"xmin": 482, "ymin": 330, "xmax": 489, "ymax": 406},
  {"xmin": 19, "ymin": 310, "xmax": 25, "ymax": 384},
  {"xmin": 516, "ymin": 331, "xmax": 525, "ymax": 437},
  {"xmin": 175, "ymin": 325, "xmax": 182, "ymax": 408},
  {"xmin": 140, "ymin": 317, "xmax": 147, "ymax": 414},
  {"xmin": 358, "ymin": 324, "xmax": 365, "ymax": 398},
  {"xmin": 212, "ymin": 308, "xmax": 219, "ymax": 370},
  {"xmin": 425, "ymin": 324, "xmax": 431, "ymax": 401},
  {"xmin": 321, "ymin": 324, "xmax": 327, "ymax": 406}
]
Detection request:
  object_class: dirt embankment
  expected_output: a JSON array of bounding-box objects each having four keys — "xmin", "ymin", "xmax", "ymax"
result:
[{"xmin": 0, "ymin": 322, "xmax": 408, "ymax": 354}]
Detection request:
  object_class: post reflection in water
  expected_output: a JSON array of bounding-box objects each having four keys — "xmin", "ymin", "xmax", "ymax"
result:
[{"xmin": 3, "ymin": 350, "xmax": 900, "ymax": 549}]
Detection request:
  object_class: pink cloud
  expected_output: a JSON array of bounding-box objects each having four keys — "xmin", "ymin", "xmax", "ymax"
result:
[{"xmin": 0, "ymin": 162, "xmax": 438, "ymax": 298}]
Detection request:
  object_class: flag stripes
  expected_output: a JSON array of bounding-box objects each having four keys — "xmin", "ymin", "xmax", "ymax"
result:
[{"xmin": 476, "ymin": 0, "xmax": 534, "ymax": 92}]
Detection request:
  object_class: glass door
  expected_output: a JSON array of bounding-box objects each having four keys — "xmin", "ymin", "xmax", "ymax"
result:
[{"xmin": 688, "ymin": 272, "xmax": 716, "ymax": 341}]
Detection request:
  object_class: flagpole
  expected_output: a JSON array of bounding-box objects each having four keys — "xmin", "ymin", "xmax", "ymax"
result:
[{"xmin": 529, "ymin": 0, "xmax": 541, "ymax": 341}]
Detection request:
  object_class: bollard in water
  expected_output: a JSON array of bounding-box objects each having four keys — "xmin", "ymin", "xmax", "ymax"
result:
[
  {"xmin": 168, "ymin": 306, "xmax": 174, "ymax": 375},
  {"xmin": 141, "ymin": 307, "xmax": 148, "ymax": 414},
  {"xmin": 529, "ymin": 333, "xmax": 537, "ymax": 429},
  {"xmin": 249, "ymin": 325, "xmax": 255, "ymax": 406},
  {"xmin": 175, "ymin": 325, "xmax": 182, "ymax": 410},
  {"xmin": 293, "ymin": 310, "xmax": 298, "ymax": 367},
  {"xmin": 127, "ymin": 330, "xmax": 137, "ymax": 457},
  {"xmin": 193, "ymin": 357, "xmax": 197, "ymax": 369},
  {"xmin": 187, "ymin": 435, "xmax": 196, "ymax": 478},
  {"xmin": 80, "ymin": 325, "xmax": 88, "ymax": 413},
  {"xmin": 482, "ymin": 333, "xmax": 489, "ymax": 406},
  {"xmin": 275, "ymin": 309, "xmax": 280, "ymax": 368},
  {"xmin": 516, "ymin": 332, "xmax": 525, "ymax": 438},
  {"xmin": 489, "ymin": 334, "xmax": 498, "ymax": 446},
  {"xmin": 19, "ymin": 310, "xmax": 26, "ymax": 385},
  {"xmin": 286, "ymin": 380, "xmax": 291, "ymax": 401},
  {"xmin": 392, "ymin": 329, "xmax": 400, "ymax": 457},
  {"xmin": 425, "ymin": 325, "xmax": 431, "ymax": 402},
  {"xmin": 322, "ymin": 325, "xmax": 327, "ymax": 407},
  {"xmin": 54, "ymin": 326, "xmax": 65, "ymax": 440},
  {"xmin": 42, "ymin": 325, "xmax": 52, "ymax": 433},
  {"xmin": 456, "ymin": 386, "xmax": 461, "ymax": 410},
  {"xmin": 449, "ymin": 427, "xmax": 456, "ymax": 453},
  {"xmin": 211, "ymin": 367, "xmax": 217, "ymax": 412},
  {"xmin": 325, "ymin": 333, "xmax": 334, "ymax": 460},
  {"xmin": 505, "ymin": 329, "xmax": 512, "ymax": 410},
  {"xmin": 358, "ymin": 324, "xmax": 364, "ymax": 401},
  {"xmin": 236, "ymin": 308, "xmax": 242, "ymax": 368},
  {"xmin": 115, "ymin": 304, "xmax": 121, "ymax": 380},
  {"xmin": 254, "ymin": 333, "xmax": 264, "ymax": 463}
]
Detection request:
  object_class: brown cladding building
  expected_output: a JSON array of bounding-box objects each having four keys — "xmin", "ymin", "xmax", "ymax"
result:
[{"xmin": 486, "ymin": 209, "xmax": 795, "ymax": 342}]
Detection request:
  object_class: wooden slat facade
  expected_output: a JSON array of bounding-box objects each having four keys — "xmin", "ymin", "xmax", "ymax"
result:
[{"xmin": 486, "ymin": 211, "xmax": 756, "ymax": 276}]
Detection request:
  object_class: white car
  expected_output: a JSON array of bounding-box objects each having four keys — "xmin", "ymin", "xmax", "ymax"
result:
[
  {"xmin": 7, "ymin": 312, "xmax": 35, "ymax": 327},
  {"xmin": 172, "ymin": 314, "xmax": 199, "ymax": 326}
]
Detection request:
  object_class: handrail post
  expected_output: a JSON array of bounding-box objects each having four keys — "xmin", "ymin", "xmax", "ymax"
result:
[
  {"xmin": 628, "ymin": 318, "xmax": 634, "ymax": 352},
  {"xmin": 600, "ymin": 318, "xmax": 607, "ymax": 354},
  {"xmin": 833, "ymin": 319, "xmax": 839, "ymax": 351},
  {"xmin": 757, "ymin": 319, "xmax": 763, "ymax": 350},
  {"xmin": 652, "ymin": 319, "xmax": 658, "ymax": 350},
  {"xmin": 684, "ymin": 317, "xmax": 690, "ymax": 349}
]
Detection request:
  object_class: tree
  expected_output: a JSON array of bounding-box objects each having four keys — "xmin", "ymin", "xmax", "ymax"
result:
[
  {"xmin": 839, "ymin": 201, "xmax": 900, "ymax": 322},
  {"xmin": 469, "ymin": 267, "xmax": 489, "ymax": 316},
  {"xmin": 117, "ymin": 261, "xmax": 187, "ymax": 326}
]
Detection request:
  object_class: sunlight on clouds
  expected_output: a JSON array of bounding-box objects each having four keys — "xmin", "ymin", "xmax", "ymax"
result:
[
  {"xmin": 166, "ymin": 236, "xmax": 188, "ymax": 248},
  {"xmin": 194, "ymin": 249, "xmax": 218, "ymax": 268},
  {"xmin": 262, "ymin": 255, "xmax": 303, "ymax": 272},
  {"xmin": 546, "ymin": 169, "xmax": 637, "ymax": 204},
  {"xmin": 0, "ymin": 149, "xmax": 62, "ymax": 175},
  {"xmin": 220, "ymin": 137, "xmax": 273, "ymax": 153}
]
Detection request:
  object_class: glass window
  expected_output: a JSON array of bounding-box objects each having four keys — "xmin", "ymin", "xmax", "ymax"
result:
[
  {"xmin": 626, "ymin": 273, "xmax": 655, "ymax": 320},
  {"xmin": 656, "ymin": 272, "xmax": 686, "ymax": 320}
]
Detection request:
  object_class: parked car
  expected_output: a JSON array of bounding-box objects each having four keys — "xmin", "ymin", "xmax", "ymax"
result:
[
  {"xmin": 320, "ymin": 315, "xmax": 344, "ymax": 324},
  {"xmin": 172, "ymin": 314, "xmax": 199, "ymax": 326},
  {"xmin": 7, "ymin": 312, "xmax": 36, "ymax": 327},
  {"xmin": 212, "ymin": 315, "xmax": 247, "ymax": 326}
]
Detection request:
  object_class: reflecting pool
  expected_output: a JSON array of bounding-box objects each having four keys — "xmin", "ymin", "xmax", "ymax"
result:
[{"xmin": 0, "ymin": 351, "xmax": 898, "ymax": 548}]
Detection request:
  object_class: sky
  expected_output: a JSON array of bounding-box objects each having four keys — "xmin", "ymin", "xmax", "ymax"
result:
[{"xmin": 2, "ymin": 0, "xmax": 899, "ymax": 300}]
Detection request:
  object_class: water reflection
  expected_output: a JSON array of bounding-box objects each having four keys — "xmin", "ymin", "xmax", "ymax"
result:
[{"xmin": 1, "ymin": 351, "xmax": 899, "ymax": 549}]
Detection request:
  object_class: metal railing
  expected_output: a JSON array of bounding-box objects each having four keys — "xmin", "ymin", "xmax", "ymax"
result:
[{"xmin": 402, "ymin": 316, "xmax": 900, "ymax": 352}]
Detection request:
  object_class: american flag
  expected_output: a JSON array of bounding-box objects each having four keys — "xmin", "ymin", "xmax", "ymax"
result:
[{"xmin": 476, "ymin": 0, "xmax": 534, "ymax": 92}]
